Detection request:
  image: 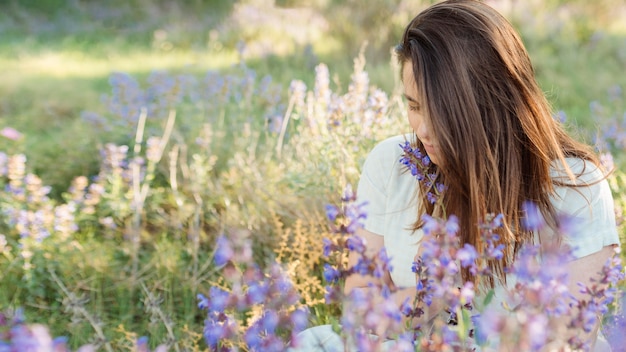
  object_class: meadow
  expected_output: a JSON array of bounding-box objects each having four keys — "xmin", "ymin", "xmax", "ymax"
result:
[{"xmin": 0, "ymin": 0, "xmax": 626, "ymax": 350}]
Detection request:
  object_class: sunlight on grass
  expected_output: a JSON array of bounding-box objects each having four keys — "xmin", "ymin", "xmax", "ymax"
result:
[
  {"xmin": 0, "ymin": 1, "xmax": 624, "ymax": 348},
  {"xmin": 3, "ymin": 50, "xmax": 240, "ymax": 79}
]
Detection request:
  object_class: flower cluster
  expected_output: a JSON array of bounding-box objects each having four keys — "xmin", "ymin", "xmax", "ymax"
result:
[
  {"xmin": 0, "ymin": 308, "xmax": 74, "ymax": 351},
  {"xmin": 198, "ymin": 229, "xmax": 309, "ymax": 351},
  {"xmin": 406, "ymin": 213, "xmax": 509, "ymax": 351},
  {"xmin": 0, "ymin": 153, "xmax": 80, "ymax": 275},
  {"xmin": 323, "ymin": 185, "xmax": 412, "ymax": 351},
  {"xmin": 84, "ymin": 65, "xmax": 285, "ymax": 139},
  {"xmin": 324, "ymin": 179, "xmax": 624, "ymax": 351},
  {"xmin": 0, "ymin": 306, "xmax": 166, "ymax": 352},
  {"xmin": 399, "ymin": 141, "xmax": 444, "ymax": 205}
]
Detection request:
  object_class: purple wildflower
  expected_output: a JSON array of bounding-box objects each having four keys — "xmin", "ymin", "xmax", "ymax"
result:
[
  {"xmin": 522, "ymin": 201, "xmax": 545, "ymax": 231},
  {"xmin": 457, "ymin": 243, "xmax": 478, "ymax": 268},
  {"xmin": 290, "ymin": 308, "xmax": 309, "ymax": 332},
  {"xmin": 445, "ymin": 215, "xmax": 460, "ymax": 236},
  {"xmin": 214, "ymin": 235, "xmax": 233, "ymax": 266},
  {"xmin": 261, "ymin": 310, "xmax": 280, "ymax": 333},
  {"xmin": 136, "ymin": 336, "xmax": 149, "ymax": 352},
  {"xmin": 203, "ymin": 319, "xmax": 225, "ymax": 347},
  {"xmin": 322, "ymin": 238, "xmax": 334, "ymax": 257},
  {"xmin": 323, "ymin": 263, "xmax": 340, "ymax": 283},
  {"xmin": 246, "ymin": 281, "xmax": 268, "ymax": 305},
  {"xmin": 527, "ymin": 314, "xmax": 548, "ymax": 350},
  {"xmin": 197, "ymin": 294, "xmax": 210, "ymax": 310},
  {"xmin": 325, "ymin": 204, "xmax": 339, "ymax": 222},
  {"xmin": 421, "ymin": 214, "xmax": 441, "ymax": 235},
  {"xmin": 345, "ymin": 235, "xmax": 366, "ymax": 253},
  {"xmin": 208, "ymin": 286, "xmax": 230, "ymax": 312},
  {"xmin": 426, "ymin": 192, "xmax": 437, "ymax": 204}
]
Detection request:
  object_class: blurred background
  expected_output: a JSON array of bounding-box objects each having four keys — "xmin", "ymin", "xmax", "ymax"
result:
[
  {"xmin": 0, "ymin": 1, "xmax": 625, "ymax": 349},
  {"xmin": 1, "ymin": 0, "xmax": 625, "ymax": 194}
]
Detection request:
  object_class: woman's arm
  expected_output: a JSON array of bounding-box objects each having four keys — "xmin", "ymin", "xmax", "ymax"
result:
[
  {"xmin": 564, "ymin": 244, "xmax": 619, "ymax": 350},
  {"xmin": 566, "ymin": 245, "xmax": 617, "ymax": 301},
  {"xmin": 343, "ymin": 227, "xmax": 444, "ymax": 336},
  {"xmin": 343, "ymin": 227, "xmax": 392, "ymax": 293}
]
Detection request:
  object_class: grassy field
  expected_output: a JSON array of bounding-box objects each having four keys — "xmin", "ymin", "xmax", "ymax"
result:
[
  {"xmin": 1, "ymin": 0, "xmax": 624, "ymax": 193},
  {"xmin": 0, "ymin": 0, "xmax": 625, "ymax": 350}
]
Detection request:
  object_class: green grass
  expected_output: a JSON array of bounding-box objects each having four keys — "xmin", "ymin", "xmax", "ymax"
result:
[
  {"xmin": 1, "ymin": 4, "xmax": 624, "ymax": 192},
  {"xmin": 0, "ymin": 1, "xmax": 625, "ymax": 349}
]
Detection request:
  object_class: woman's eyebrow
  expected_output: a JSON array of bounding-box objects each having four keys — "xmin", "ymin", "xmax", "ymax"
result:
[{"xmin": 403, "ymin": 93, "xmax": 419, "ymax": 103}]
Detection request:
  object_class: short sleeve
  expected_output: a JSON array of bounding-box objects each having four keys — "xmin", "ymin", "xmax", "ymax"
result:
[
  {"xmin": 356, "ymin": 137, "xmax": 402, "ymax": 236},
  {"xmin": 551, "ymin": 159, "xmax": 620, "ymax": 259},
  {"xmin": 355, "ymin": 135, "xmax": 423, "ymax": 288}
]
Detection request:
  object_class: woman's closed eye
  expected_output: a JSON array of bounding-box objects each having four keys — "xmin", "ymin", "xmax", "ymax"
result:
[{"xmin": 403, "ymin": 93, "xmax": 421, "ymax": 112}]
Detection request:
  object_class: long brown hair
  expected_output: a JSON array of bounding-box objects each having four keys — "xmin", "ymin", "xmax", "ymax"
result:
[{"xmin": 395, "ymin": 0, "xmax": 600, "ymax": 289}]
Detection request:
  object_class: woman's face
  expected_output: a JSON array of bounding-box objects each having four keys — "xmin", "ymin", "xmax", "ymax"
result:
[{"xmin": 402, "ymin": 62, "xmax": 440, "ymax": 165}]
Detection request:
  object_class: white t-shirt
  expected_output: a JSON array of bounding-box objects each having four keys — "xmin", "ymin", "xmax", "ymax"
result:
[{"xmin": 356, "ymin": 134, "xmax": 620, "ymax": 289}]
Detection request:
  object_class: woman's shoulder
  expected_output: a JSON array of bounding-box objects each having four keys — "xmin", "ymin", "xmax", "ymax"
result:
[
  {"xmin": 368, "ymin": 134, "xmax": 412, "ymax": 157},
  {"xmin": 359, "ymin": 134, "xmax": 417, "ymax": 194},
  {"xmin": 550, "ymin": 157, "xmax": 606, "ymax": 185},
  {"xmin": 361, "ymin": 134, "xmax": 413, "ymax": 179}
]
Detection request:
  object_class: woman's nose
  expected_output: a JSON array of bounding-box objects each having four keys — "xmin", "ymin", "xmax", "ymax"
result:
[{"xmin": 415, "ymin": 120, "xmax": 430, "ymax": 143}]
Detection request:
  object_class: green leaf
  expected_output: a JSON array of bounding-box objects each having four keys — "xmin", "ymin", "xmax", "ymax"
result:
[{"xmin": 482, "ymin": 288, "xmax": 495, "ymax": 307}]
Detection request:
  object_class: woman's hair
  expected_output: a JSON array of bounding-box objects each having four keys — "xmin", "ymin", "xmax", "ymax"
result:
[{"xmin": 395, "ymin": 0, "xmax": 600, "ymax": 289}]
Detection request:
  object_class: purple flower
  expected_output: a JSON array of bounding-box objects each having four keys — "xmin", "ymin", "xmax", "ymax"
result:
[
  {"xmin": 325, "ymin": 204, "xmax": 339, "ymax": 222},
  {"xmin": 136, "ymin": 336, "xmax": 149, "ymax": 352},
  {"xmin": 557, "ymin": 213, "xmax": 583, "ymax": 238},
  {"xmin": 323, "ymin": 264, "xmax": 340, "ymax": 283},
  {"xmin": 553, "ymin": 110, "xmax": 567, "ymax": 123},
  {"xmin": 476, "ymin": 308, "xmax": 504, "ymax": 339},
  {"xmin": 197, "ymin": 294, "xmax": 210, "ymax": 310},
  {"xmin": 214, "ymin": 235, "xmax": 234, "ymax": 266},
  {"xmin": 411, "ymin": 260, "xmax": 420, "ymax": 273},
  {"xmin": 459, "ymin": 282, "xmax": 475, "ymax": 303},
  {"xmin": 346, "ymin": 235, "xmax": 366, "ymax": 253},
  {"xmin": 341, "ymin": 184, "xmax": 356, "ymax": 202},
  {"xmin": 204, "ymin": 315, "xmax": 237, "ymax": 347},
  {"xmin": 441, "ymin": 325, "xmax": 461, "ymax": 346},
  {"xmin": 381, "ymin": 299, "xmax": 403, "ymax": 323},
  {"xmin": 290, "ymin": 308, "xmax": 309, "ymax": 332},
  {"xmin": 527, "ymin": 314, "xmax": 548, "ymax": 350},
  {"xmin": 400, "ymin": 298, "xmax": 413, "ymax": 316},
  {"xmin": 376, "ymin": 248, "xmax": 393, "ymax": 272},
  {"xmin": 348, "ymin": 288, "xmax": 368, "ymax": 307},
  {"xmin": 209, "ymin": 286, "xmax": 230, "ymax": 312},
  {"xmin": 426, "ymin": 192, "xmax": 437, "ymax": 204},
  {"xmin": 457, "ymin": 243, "xmax": 478, "ymax": 268},
  {"xmin": 322, "ymin": 238, "xmax": 333, "ymax": 257},
  {"xmin": 53, "ymin": 336, "xmax": 69, "ymax": 350},
  {"xmin": 522, "ymin": 201, "xmax": 545, "ymax": 231},
  {"xmin": 486, "ymin": 241, "xmax": 505, "ymax": 260},
  {"xmin": 599, "ymin": 152, "xmax": 615, "ymax": 171},
  {"xmin": 421, "ymin": 214, "xmax": 440, "ymax": 235},
  {"xmin": 353, "ymin": 258, "xmax": 372, "ymax": 275},
  {"xmin": 244, "ymin": 324, "xmax": 262, "ymax": 348},
  {"xmin": 262, "ymin": 310, "xmax": 280, "ymax": 333},
  {"xmin": 445, "ymin": 215, "xmax": 460, "ymax": 236},
  {"xmin": 344, "ymin": 202, "xmax": 368, "ymax": 233},
  {"xmin": 247, "ymin": 281, "xmax": 269, "ymax": 305},
  {"xmin": 603, "ymin": 294, "xmax": 626, "ymax": 349},
  {"xmin": 10, "ymin": 324, "xmax": 48, "ymax": 351},
  {"xmin": 581, "ymin": 306, "xmax": 600, "ymax": 332}
]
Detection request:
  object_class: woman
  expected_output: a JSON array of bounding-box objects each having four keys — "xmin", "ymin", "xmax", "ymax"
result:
[{"xmin": 293, "ymin": 0, "xmax": 620, "ymax": 350}]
